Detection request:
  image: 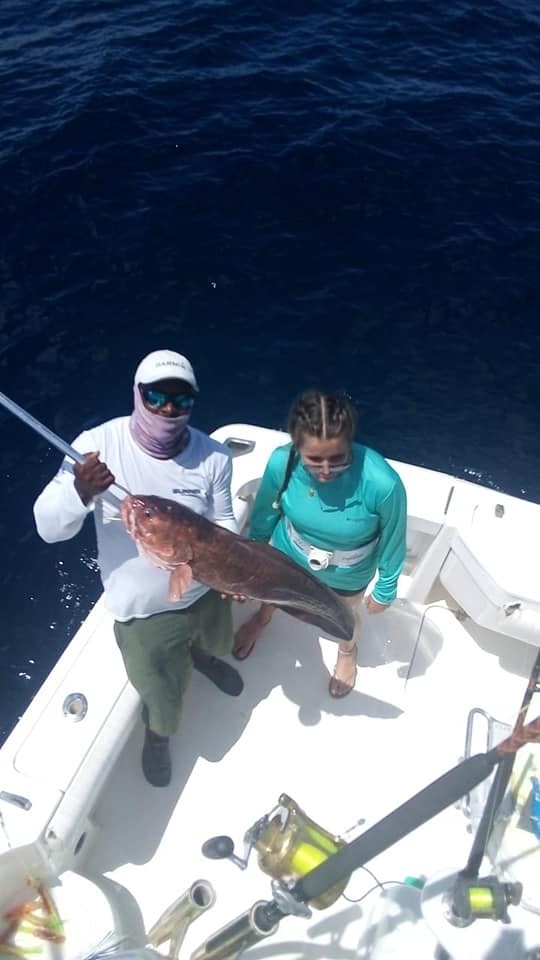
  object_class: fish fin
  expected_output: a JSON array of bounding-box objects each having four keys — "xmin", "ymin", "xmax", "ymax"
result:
[{"xmin": 169, "ymin": 565, "xmax": 193, "ymax": 601}]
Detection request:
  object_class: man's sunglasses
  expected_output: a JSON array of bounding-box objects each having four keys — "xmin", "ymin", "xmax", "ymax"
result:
[{"xmin": 141, "ymin": 387, "xmax": 195, "ymax": 411}]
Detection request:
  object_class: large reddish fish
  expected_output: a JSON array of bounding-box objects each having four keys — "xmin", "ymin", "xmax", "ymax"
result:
[{"xmin": 121, "ymin": 494, "xmax": 355, "ymax": 641}]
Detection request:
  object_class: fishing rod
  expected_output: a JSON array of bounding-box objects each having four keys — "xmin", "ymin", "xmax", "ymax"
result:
[
  {"xmin": 298, "ymin": 713, "xmax": 540, "ymax": 902},
  {"xmin": 0, "ymin": 389, "xmax": 130, "ymax": 501},
  {"xmin": 195, "ymin": 711, "xmax": 540, "ymax": 959},
  {"xmin": 447, "ymin": 648, "xmax": 540, "ymax": 925}
]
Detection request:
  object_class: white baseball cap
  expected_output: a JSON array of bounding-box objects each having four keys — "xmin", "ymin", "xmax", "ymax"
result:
[{"xmin": 134, "ymin": 349, "xmax": 199, "ymax": 391}]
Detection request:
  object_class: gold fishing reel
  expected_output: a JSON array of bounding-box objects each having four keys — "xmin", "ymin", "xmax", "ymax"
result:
[{"xmin": 202, "ymin": 793, "xmax": 348, "ymax": 909}]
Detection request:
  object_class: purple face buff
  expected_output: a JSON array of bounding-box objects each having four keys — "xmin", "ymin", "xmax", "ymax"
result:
[{"xmin": 129, "ymin": 385, "xmax": 191, "ymax": 459}]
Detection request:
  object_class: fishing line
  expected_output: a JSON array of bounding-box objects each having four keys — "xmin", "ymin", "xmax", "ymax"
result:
[
  {"xmin": 403, "ymin": 602, "xmax": 452, "ymax": 689},
  {"xmin": 341, "ymin": 864, "xmax": 410, "ymax": 903},
  {"xmin": 342, "ymin": 879, "xmax": 409, "ymax": 905}
]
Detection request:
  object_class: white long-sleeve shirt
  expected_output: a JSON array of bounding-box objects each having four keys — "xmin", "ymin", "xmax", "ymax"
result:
[{"xmin": 33, "ymin": 417, "xmax": 238, "ymax": 621}]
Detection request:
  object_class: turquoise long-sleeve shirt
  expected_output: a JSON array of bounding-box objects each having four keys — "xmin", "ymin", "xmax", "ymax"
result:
[{"xmin": 249, "ymin": 442, "xmax": 407, "ymax": 603}]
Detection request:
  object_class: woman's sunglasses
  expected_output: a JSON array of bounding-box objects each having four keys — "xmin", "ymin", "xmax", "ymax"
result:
[{"xmin": 141, "ymin": 387, "xmax": 195, "ymax": 411}]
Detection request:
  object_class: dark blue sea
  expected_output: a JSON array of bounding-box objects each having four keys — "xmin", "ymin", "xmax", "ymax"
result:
[{"xmin": 1, "ymin": 0, "xmax": 539, "ymax": 743}]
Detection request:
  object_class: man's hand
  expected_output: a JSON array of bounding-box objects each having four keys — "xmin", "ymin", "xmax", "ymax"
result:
[
  {"xmin": 364, "ymin": 594, "xmax": 389, "ymax": 614},
  {"xmin": 74, "ymin": 452, "xmax": 116, "ymax": 506}
]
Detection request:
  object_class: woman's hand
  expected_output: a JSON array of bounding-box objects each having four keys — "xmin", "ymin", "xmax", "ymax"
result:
[{"xmin": 364, "ymin": 594, "xmax": 388, "ymax": 614}]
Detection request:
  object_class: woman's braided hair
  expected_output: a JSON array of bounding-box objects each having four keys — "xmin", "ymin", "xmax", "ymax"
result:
[
  {"xmin": 286, "ymin": 390, "xmax": 358, "ymax": 447},
  {"xmin": 272, "ymin": 390, "xmax": 357, "ymax": 512}
]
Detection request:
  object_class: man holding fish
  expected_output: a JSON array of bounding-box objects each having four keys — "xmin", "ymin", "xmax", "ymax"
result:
[
  {"xmin": 33, "ymin": 349, "xmax": 245, "ymax": 788},
  {"xmin": 34, "ymin": 350, "xmax": 356, "ymax": 787}
]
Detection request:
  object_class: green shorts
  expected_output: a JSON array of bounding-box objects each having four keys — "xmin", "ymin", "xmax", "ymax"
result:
[{"xmin": 114, "ymin": 590, "xmax": 233, "ymax": 736}]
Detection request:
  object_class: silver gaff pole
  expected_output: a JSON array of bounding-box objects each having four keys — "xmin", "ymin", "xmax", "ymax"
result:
[{"xmin": 0, "ymin": 389, "xmax": 130, "ymax": 500}]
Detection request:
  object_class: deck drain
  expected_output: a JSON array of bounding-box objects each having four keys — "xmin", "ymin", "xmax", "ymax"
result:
[{"xmin": 62, "ymin": 693, "xmax": 88, "ymax": 721}]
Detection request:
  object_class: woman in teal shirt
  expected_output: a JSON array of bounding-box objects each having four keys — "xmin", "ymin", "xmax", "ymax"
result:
[{"xmin": 233, "ymin": 390, "xmax": 407, "ymax": 697}]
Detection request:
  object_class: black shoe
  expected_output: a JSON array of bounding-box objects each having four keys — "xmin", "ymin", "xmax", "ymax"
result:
[
  {"xmin": 142, "ymin": 728, "xmax": 171, "ymax": 787},
  {"xmin": 191, "ymin": 648, "xmax": 244, "ymax": 697}
]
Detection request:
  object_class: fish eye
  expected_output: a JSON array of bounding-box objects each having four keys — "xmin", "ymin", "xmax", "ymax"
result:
[{"xmin": 144, "ymin": 509, "xmax": 153, "ymax": 518}]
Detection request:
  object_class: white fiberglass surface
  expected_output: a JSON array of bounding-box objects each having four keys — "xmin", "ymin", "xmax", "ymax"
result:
[{"xmin": 80, "ymin": 600, "xmax": 537, "ymax": 959}]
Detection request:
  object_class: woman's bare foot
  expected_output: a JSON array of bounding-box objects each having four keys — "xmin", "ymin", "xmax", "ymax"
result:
[
  {"xmin": 328, "ymin": 643, "xmax": 358, "ymax": 698},
  {"xmin": 232, "ymin": 606, "xmax": 273, "ymax": 660}
]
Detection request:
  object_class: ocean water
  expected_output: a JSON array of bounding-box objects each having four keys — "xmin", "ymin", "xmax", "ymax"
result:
[{"xmin": 1, "ymin": 0, "xmax": 539, "ymax": 741}]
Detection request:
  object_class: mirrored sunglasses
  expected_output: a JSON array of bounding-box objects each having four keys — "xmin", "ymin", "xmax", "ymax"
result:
[{"xmin": 141, "ymin": 387, "xmax": 195, "ymax": 411}]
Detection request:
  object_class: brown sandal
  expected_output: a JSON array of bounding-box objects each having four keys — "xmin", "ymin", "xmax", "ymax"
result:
[{"xmin": 328, "ymin": 644, "xmax": 358, "ymax": 698}]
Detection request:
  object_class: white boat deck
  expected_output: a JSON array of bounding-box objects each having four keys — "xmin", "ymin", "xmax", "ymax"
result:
[
  {"xmin": 82, "ymin": 598, "xmax": 538, "ymax": 958},
  {"xmin": 2, "ymin": 424, "xmax": 540, "ymax": 960}
]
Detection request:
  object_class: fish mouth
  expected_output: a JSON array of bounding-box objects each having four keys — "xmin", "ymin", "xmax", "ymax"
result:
[
  {"xmin": 120, "ymin": 498, "xmax": 139, "ymax": 538},
  {"xmin": 121, "ymin": 497, "xmax": 175, "ymax": 566},
  {"xmin": 121, "ymin": 496, "xmax": 152, "ymax": 540}
]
